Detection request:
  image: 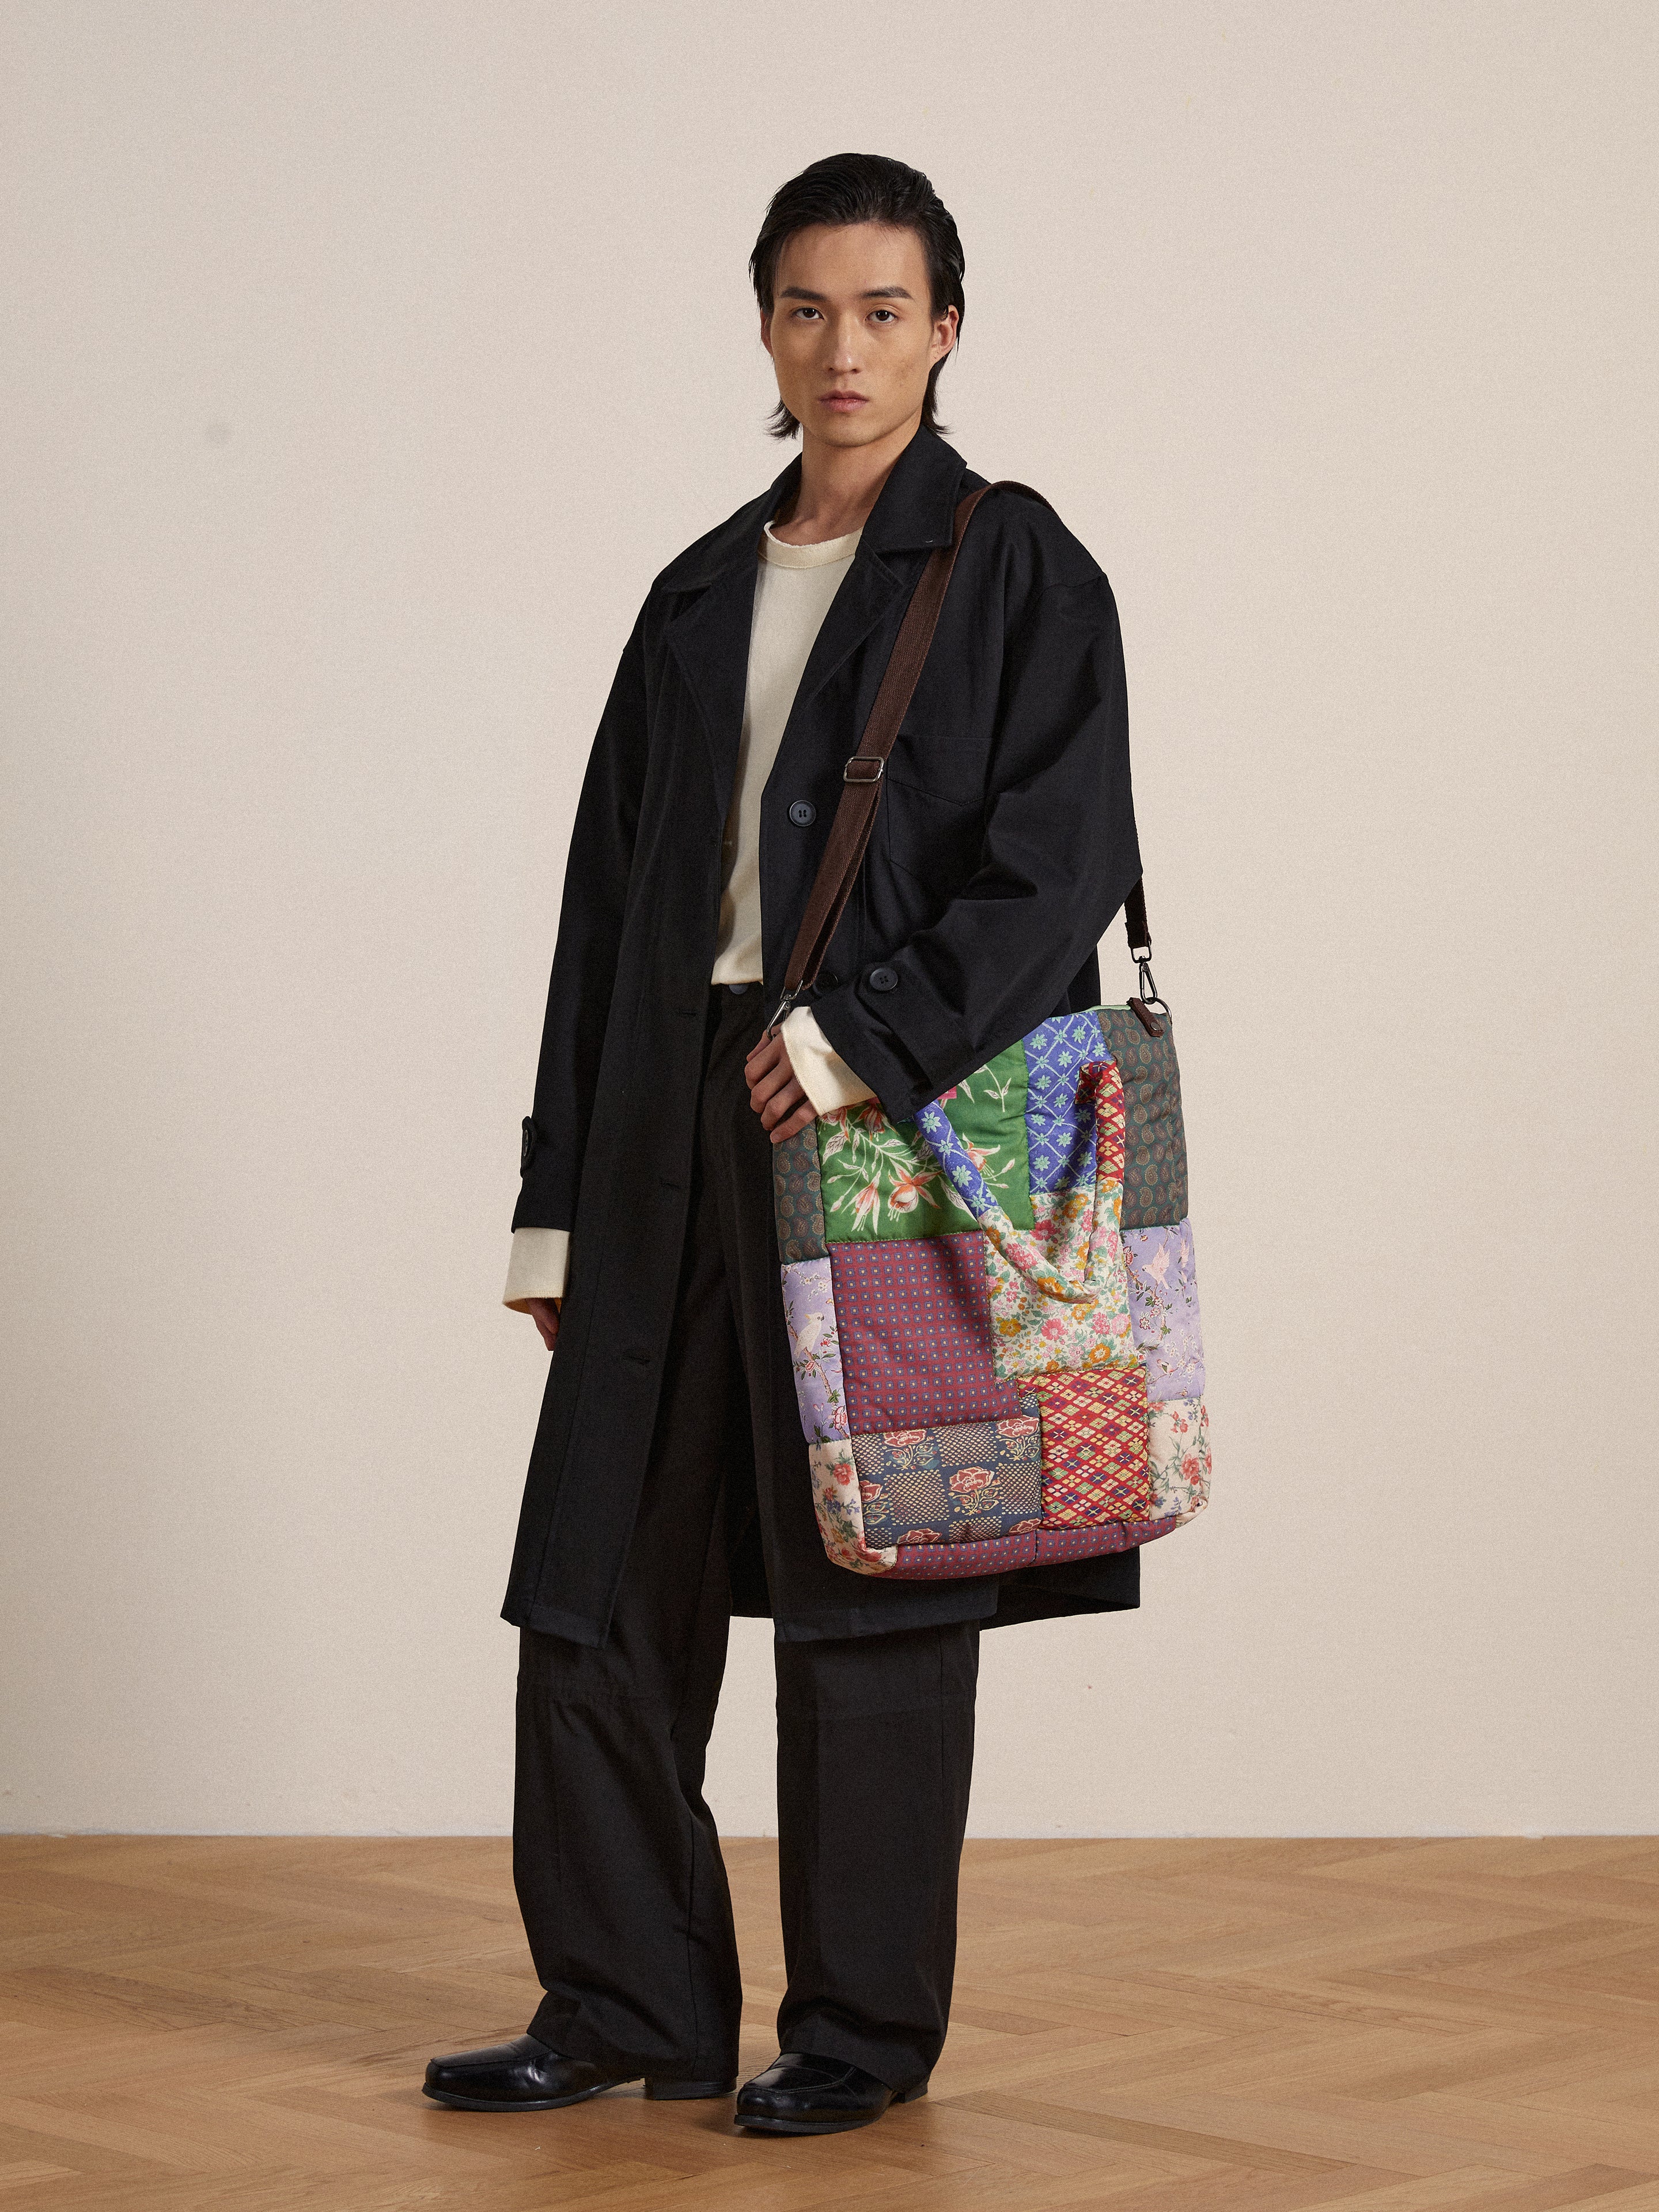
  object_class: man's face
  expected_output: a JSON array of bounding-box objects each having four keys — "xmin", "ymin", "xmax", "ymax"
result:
[{"xmin": 762, "ymin": 222, "xmax": 957, "ymax": 449}]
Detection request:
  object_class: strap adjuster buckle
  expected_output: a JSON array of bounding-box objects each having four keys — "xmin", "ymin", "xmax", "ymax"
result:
[{"xmin": 843, "ymin": 756, "xmax": 884, "ymax": 784}]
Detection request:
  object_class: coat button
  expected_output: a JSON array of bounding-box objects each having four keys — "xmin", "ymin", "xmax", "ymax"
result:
[
  {"xmin": 868, "ymin": 964, "xmax": 899, "ymax": 991},
  {"xmin": 787, "ymin": 799, "xmax": 817, "ymax": 826}
]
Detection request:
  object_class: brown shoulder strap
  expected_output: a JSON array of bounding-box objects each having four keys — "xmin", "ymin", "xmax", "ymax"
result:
[{"xmin": 766, "ymin": 480, "xmax": 1152, "ymax": 1034}]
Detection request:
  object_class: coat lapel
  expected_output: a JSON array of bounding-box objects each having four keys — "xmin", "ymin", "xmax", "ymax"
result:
[
  {"xmin": 666, "ymin": 554, "xmax": 763, "ymax": 812},
  {"xmin": 663, "ymin": 430, "xmax": 971, "ymax": 809},
  {"xmin": 783, "ymin": 550, "xmax": 909, "ymax": 730},
  {"xmin": 782, "ymin": 426, "xmax": 969, "ymax": 725},
  {"xmin": 662, "ymin": 457, "xmax": 797, "ymax": 806}
]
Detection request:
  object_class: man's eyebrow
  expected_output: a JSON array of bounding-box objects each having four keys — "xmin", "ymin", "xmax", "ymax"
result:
[{"xmin": 777, "ymin": 285, "xmax": 916, "ymax": 302}]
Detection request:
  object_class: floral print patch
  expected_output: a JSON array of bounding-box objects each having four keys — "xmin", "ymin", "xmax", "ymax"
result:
[
  {"xmin": 914, "ymin": 1097, "xmax": 1100, "ymax": 1305},
  {"xmin": 781, "ymin": 1256, "xmax": 848, "ymax": 1444},
  {"xmin": 1147, "ymin": 1396, "xmax": 1210, "ymax": 1520},
  {"xmin": 983, "ymin": 1058, "xmax": 1135, "ymax": 1378},
  {"xmin": 987, "ymin": 1229, "xmax": 1136, "ymax": 1380},
  {"xmin": 807, "ymin": 1438, "xmax": 896, "ymax": 1575},
  {"xmin": 923, "ymin": 1037, "xmax": 1034, "ymax": 1229},
  {"xmin": 816, "ymin": 1042, "xmax": 1032, "ymax": 1243},
  {"xmin": 817, "ymin": 1100, "xmax": 972, "ymax": 1243},
  {"xmin": 1126, "ymin": 1218, "xmax": 1205, "ymax": 1402}
]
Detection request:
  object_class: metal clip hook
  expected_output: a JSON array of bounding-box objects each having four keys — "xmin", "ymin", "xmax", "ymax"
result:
[{"xmin": 1135, "ymin": 952, "xmax": 1169, "ymax": 1016}]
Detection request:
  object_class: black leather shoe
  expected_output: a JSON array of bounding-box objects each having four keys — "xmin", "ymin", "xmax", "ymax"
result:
[
  {"xmin": 734, "ymin": 2050, "xmax": 929, "ymax": 2135},
  {"xmin": 422, "ymin": 2033, "xmax": 734, "ymax": 2111}
]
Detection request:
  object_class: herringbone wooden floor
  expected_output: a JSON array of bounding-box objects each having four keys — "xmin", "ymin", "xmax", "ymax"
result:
[{"xmin": 0, "ymin": 1837, "xmax": 1655, "ymax": 2209}]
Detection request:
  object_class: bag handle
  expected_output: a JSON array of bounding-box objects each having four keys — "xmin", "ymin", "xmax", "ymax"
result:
[
  {"xmin": 764, "ymin": 476, "xmax": 1158, "ymax": 1034},
  {"xmin": 914, "ymin": 1061, "xmax": 1120, "ymax": 1304}
]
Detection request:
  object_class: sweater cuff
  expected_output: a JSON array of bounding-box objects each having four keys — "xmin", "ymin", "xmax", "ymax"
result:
[
  {"xmin": 504, "ymin": 1225, "xmax": 569, "ymax": 1310},
  {"xmin": 782, "ymin": 1005, "xmax": 877, "ymax": 1117}
]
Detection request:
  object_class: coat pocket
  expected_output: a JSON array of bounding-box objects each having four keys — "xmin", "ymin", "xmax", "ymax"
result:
[{"xmin": 878, "ymin": 769, "xmax": 985, "ymax": 907}]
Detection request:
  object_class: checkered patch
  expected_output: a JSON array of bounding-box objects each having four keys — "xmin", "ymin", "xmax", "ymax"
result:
[
  {"xmin": 1027, "ymin": 1364, "xmax": 1153, "ymax": 1525},
  {"xmin": 851, "ymin": 1402, "xmax": 1043, "ymax": 1548}
]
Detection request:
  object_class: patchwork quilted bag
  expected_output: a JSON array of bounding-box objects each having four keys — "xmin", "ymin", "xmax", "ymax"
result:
[{"xmin": 764, "ymin": 482, "xmax": 1211, "ymax": 1580}]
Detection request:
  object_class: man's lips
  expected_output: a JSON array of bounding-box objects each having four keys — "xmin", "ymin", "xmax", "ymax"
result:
[{"xmin": 819, "ymin": 390, "xmax": 867, "ymax": 410}]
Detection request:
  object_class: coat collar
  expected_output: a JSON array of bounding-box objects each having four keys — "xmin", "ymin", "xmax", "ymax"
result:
[{"xmin": 656, "ymin": 426, "xmax": 972, "ymax": 592}]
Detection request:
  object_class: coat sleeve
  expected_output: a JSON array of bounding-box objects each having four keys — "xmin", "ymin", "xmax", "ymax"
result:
[
  {"xmin": 502, "ymin": 1224, "xmax": 569, "ymax": 1309},
  {"xmin": 511, "ymin": 604, "xmax": 650, "ymax": 1234},
  {"xmin": 806, "ymin": 572, "xmax": 1142, "ymax": 1123}
]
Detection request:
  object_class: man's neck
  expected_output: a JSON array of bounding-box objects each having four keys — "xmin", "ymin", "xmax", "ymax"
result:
[{"xmin": 771, "ymin": 415, "xmax": 922, "ymax": 546}]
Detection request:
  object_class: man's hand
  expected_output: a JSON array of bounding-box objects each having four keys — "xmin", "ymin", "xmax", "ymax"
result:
[
  {"xmin": 744, "ymin": 1028, "xmax": 817, "ymax": 1144},
  {"xmin": 522, "ymin": 1037, "xmax": 808, "ymax": 1355},
  {"xmin": 522, "ymin": 1032, "xmax": 809, "ymax": 1356},
  {"xmin": 524, "ymin": 1297, "xmax": 561, "ymax": 1352}
]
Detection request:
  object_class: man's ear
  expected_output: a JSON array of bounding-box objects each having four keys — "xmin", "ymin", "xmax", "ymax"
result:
[
  {"xmin": 760, "ymin": 309, "xmax": 774, "ymax": 361},
  {"xmin": 933, "ymin": 306, "xmax": 959, "ymax": 365}
]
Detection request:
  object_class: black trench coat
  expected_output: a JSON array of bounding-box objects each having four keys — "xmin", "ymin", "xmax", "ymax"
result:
[{"xmin": 504, "ymin": 426, "xmax": 1145, "ymax": 1646}]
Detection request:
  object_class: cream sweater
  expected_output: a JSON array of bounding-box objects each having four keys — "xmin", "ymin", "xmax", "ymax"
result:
[{"xmin": 503, "ymin": 522, "xmax": 877, "ymax": 1310}]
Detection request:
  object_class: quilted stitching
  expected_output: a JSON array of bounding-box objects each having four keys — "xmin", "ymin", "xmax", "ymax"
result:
[
  {"xmin": 771, "ymin": 999, "xmax": 1210, "ymax": 1582},
  {"xmin": 883, "ymin": 1516, "xmax": 1183, "ymax": 1580}
]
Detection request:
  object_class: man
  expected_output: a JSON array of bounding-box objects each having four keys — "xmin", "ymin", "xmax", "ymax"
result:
[{"xmin": 425, "ymin": 153, "xmax": 1142, "ymax": 2135}]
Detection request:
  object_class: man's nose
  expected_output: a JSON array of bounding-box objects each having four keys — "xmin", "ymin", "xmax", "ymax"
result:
[{"xmin": 827, "ymin": 315, "xmax": 862, "ymax": 370}]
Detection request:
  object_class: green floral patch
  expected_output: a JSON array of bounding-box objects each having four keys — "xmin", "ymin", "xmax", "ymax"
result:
[
  {"xmin": 938, "ymin": 1039, "xmax": 1033, "ymax": 1230},
  {"xmin": 818, "ymin": 1039, "xmax": 1034, "ymax": 1241},
  {"xmin": 817, "ymin": 1103, "xmax": 971, "ymax": 1241}
]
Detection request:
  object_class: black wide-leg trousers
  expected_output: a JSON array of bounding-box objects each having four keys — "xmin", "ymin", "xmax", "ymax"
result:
[{"xmin": 512, "ymin": 982, "xmax": 980, "ymax": 2094}]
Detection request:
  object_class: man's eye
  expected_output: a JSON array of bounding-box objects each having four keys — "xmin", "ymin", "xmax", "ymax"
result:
[{"xmin": 870, "ymin": 309, "xmax": 896, "ymax": 323}]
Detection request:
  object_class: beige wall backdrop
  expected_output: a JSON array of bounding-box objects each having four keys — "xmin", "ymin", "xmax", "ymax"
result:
[{"xmin": 3, "ymin": 2, "xmax": 1655, "ymax": 1838}]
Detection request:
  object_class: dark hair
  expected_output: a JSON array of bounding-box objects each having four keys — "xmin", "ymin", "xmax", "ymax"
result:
[{"xmin": 749, "ymin": 153, "xmax": 965, "ymax": 440}]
